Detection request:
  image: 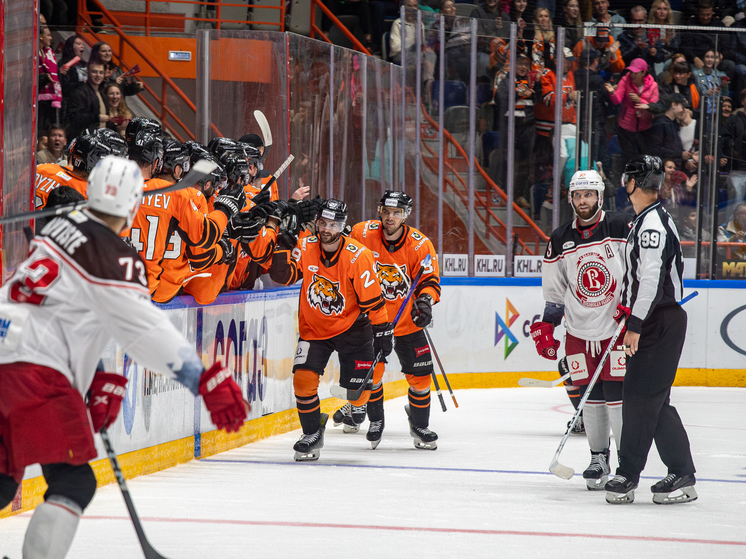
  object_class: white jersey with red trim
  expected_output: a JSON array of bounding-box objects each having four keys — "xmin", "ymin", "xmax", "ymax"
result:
[
  {"xmin": 0, "ymin": 210, "xmax": 204, "ymax": 397},
  {"xmin": 542, "ymin": 211, "xmax": 631, "ymax": 341}
]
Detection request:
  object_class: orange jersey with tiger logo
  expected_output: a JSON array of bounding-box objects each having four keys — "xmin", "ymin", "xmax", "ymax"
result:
[
  {"xmin": 243, "ymin": 176, "xmax": 278, "ymax": 210},
  {"xmin": 270, "ymin": 235, "xmax": 389, "ymax": 340},
  {"xmin": 350, "ymin": 221, "xmax": 441, "ymax": 337},
  {"xmin": 35, "ymin": 164, "xmax": 88, "ymax": 209},
  {"xmin": 128, "ymin": 178, "xmax": 228, "ymax": 294}
]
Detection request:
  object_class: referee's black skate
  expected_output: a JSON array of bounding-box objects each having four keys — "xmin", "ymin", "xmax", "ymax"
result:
[
  {"xmin": 366, "ymin": 419, "xmax": 384, "ymax": 450},
  {"xmin": 604, "ymin": 475, "xmax": 637, "ymax": 504},
  {"xmin": 582, "ymin": 449, "xmax": 610, "ymax": 491},
  {"xmin": 405, "ymin": 405, "xmax": 438, "ymax": 450},
  {"xmin": 293, "ymin": 413, "xmax": 328, "ymax": 462},
  {"xmin": 651, "ymin": 473, "xmax": 698, "ymax": 504}
]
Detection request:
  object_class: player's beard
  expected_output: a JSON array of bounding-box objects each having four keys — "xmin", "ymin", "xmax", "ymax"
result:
[
  {"xmin": 574, "ymin": 201, "xmax": 599, "ymax": 222},
  {"xmin": 381, "ymin": 218, "xmax": 404, "ymax": 238},
  {"xmin": 318, "ymin": 229, "xmax": 341, "ymax": 245}
]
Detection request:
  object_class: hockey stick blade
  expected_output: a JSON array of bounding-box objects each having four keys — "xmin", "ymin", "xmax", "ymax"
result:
[
  {"xmin": 549, "ymin": 458, "xmax": 575, "ymax": 480},
  {"xmin": 0, "ymin": 159, "xmax": 218, "ymax": 226},
  {"xmin": 101, "ymin": 427, "xmax": 169, "ymax": 559},
  {"xmin": 518, "ymin": 372, "xmax": 570, "ymax": 388},
  {"xmin": 254, "ymin": 110, "xmax": 273, "ymax": 162}
]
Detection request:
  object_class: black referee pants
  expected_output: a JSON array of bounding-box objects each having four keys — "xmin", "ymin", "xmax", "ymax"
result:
[{"xmin": 617, "ymin": 304, "xmax": 696, "ymax": 483}]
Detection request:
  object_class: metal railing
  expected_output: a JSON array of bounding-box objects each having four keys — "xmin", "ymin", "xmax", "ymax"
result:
[{"xmin": 309, "ymin": 0, "xmax": 371, "ymax": 56}]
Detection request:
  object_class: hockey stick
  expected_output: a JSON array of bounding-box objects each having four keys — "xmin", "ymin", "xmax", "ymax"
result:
[
  {"xmin": 330, "ymin": 255, "xmax": 432, "ymax": 402},
  {"xmin": 253, "ymin": 110, "xmax": 273, "ymax": 162},
  {"xmin": 549, "ymin": 318, "xmax": 626, "ymax": 480},
  {"xmin": 100, "ymin": 427, "xmax": 169, "ymax": 559},
  {"xmin": 423, "ymin": 328, "xmax": 459, "ymax": 408},
  {"xmin": 392, "ymin": 262, "xmax": 447, "ymax": 412},
  {"xmin": 262, "ymin": 154, "xmax": 294, "ymax": 193},
  {"xmin": 0, "ymin": 159, "xmax": 218, "ymax": 226}
]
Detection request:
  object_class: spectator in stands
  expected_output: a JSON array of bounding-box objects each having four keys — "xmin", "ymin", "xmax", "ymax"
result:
[
  {"xmin": 38, "ymin": 26, "xmax": 62, "ymax": 134},
  {"xmin": 692, "ymin": 49, "xmax": 729, "ymax": 121},
  {"xmin": 726, "ymin": 5, "xmax": 746, "ymax": 98},
  {"xmin": 721, "ymin": 89, "xmax": 746, "ymax": 173},
  {"xmin": 651, "ymin": 60, "xmax": 700, "ymax": 117},
  {"xmin": 659, "ymin": 158, "xmax": 698, "ymax": 212},
  {"xmin": 678, "ymin": 106, "xmax": 699, "ymax": 173},
  {"xmin": 679, "ymin": 1, "xmax": 736, "ymax": 83},
  {"xmin": 390, "ymin": 0, "xmax": 422, "ymax": 63},
  {"xmin": 529, "ymin": 7, "xmax": 555, "ymax": 73},
  {"xmin": 646, "ymin": 93, "xmax": 690, "ymax": 168},
  {"xmin": 618, "ymin": 6, "xmax": 663, "ymax": 68},
  {"xmin": 680, "ymin": 0, "xmax": 738, "ymax": 22},
  {"xmin": 574, "ymin": 48, "xmax": 611, "ymax": 173},
  {"xmin": 89, "ymin": 41, "xmax": 145, "ymax": 96},
  {"xmin": 678, "ymin": 207, "xmax": 705, "ymax": 258},
  {"xmin": 58, "ymin": 35, "xmax": 87, "ymax": 98},
  {"xmin": 66, "ymin": 62, "xmax": 108, "ymax": 141},
  {"xmin": 36, "ymin": 124, "xmax": 68, "ymax": 165},
  {"xmin": 589, "ymin": 0, "xmax": 626, "ymax": 40},
  {"xmin": 605, "ymin": 58, "xmax": 659, "ymax": 162},
  {"xmin": 571, "ymin": 26, "xmax": 625, "ymax": 75},
  {"xmin": 553, "ymin": 0, "xmax": 584, "ymax": 51},
  {"xmin": 510, "ymin": 0, "xmax": 531, "ymax": 53},
  {"xmin": 717, "ymin": 202, "xmax": 746, "ymax": 261},
  {"xmin": 323, "ymin": 0, "xmax": 373, "ymax": 51},
  {"xmin": 470, "ymin": 0, "xmax": 512, "ymax": 79},
  {"xmin": 370, "ymin": 0, "xmax": 400, "ymax": 56},
  {"xmin": 647, "ymin": 0, "xmax": 678, "ymax": 63},
  {"xmin": 103, "ymin": 81, "xmax": 133, "ymax": 136},
  {"xmin": 721, "ymin": 96, "xmax": 733, "ymax": 122},
  {"xmin": 40, "ymin": 0, "xmax": 68, "ymax": 27}
]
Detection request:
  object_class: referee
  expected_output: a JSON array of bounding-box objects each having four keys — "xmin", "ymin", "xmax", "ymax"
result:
[{"xmin": 604, "ymin": 155, "xmax": 697, "ymax": 505}]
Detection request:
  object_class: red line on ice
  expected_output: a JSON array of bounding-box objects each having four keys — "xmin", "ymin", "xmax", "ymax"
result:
[{"xmin": 79, "ymin": 516, "xmax": 746, "ymax": 546}]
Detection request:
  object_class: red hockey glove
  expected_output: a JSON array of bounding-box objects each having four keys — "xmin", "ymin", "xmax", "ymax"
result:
[
  {"xmin": 88, "ymin": 372, "xmax": 128, "ymax": 433},
  {"xmin": 613, "ymin": 304, "xmax": 631, "ymax": 323},
  {"xmin": 529, "ymin": 321, "xmax": 560, "ymax": 360},
  {"xmin": 199, "ymin": 362, "xmax": 250, "ymax": 433}
]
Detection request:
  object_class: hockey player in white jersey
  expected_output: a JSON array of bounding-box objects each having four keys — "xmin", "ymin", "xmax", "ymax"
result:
[
  {"xmin": 530, "ymin": 170, "xmax": 631, "ymax": 490},
  {"xmin": 0, "ymin": 156, "xmax": 249, "ymax": 558}
]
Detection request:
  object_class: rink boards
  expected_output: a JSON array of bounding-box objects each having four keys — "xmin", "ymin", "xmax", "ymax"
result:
[{"xmin": 3, "ymin": 278, "xmax": 745, "ymax": 518}]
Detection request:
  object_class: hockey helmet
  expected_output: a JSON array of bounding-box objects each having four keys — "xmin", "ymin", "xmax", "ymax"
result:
[
  {"xmin": 128, "ymin": 132, "xmax": 164, "ymax": 176},
  {"xmin": 92, "ymin": 128, "xmax": 128, "ymax": 157},
  {"xmin": 185, "ymin": 140, "xmax": 211, "ymax": 161},
  {"xmin": 238, "ymin": 133, "xmax": 264, "ymax": 149},
  {"xmin": 222, "ymin": 154, "xmax": 251, "ymax": 186},
  {"xmin": 315, "ymin": 198, "xmax": 348, "ymax": 232},
  {"xmin": 161, "ymin": 137, "xmax": 191, "ymax": 178},
  {"xmin": 208, "ymin": 137, "xmax": 241, "ymax": 161},
  {"xmin": 69, "ymin": 134, "xmax": 115, "ymax": 174},
  {"xmin": 125, "ymin": 117, "xmax": 162, "ymax": 150},
  {"xmin": 622, "ymin": 155, "xmax": 664, "ymax": 193},
  {"xmin": 87, "ymin": 155, "xmax": 145, "ymax": 229},
  {"xmin": 195, "ymin": 153, "xmax": 227, "ymax": 192},
  {"xmin": 378, "ymin": 190, "xmax": 413, "ymax": 218}
]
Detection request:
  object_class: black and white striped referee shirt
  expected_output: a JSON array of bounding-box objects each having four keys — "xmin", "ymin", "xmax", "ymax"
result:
[{"xmin": 622, "ymin": 201, "xmax": 684, "ymax": 334}]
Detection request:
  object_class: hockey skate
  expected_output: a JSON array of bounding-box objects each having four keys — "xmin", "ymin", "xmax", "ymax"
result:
[
  {"xmin": 604, "ymin": 475, "xmax": 638, "ymax": 504},
  {"xmin": 293, "ymin": 413, "xmax": 328, "ymax": 462},
  {"xmin": 582, "ymin": 450, "xmax": 610, "ymax": 491},
  {"xmin": 651, "ymin": 473, "xmax": 698, "ymax": 505},
  {"xmin": 333, "ymin": 403, "xmax": 351, "ymax": 427},
  {"xmin": 333, "ymin": 403, "xmax": 366, "ymax": 433},
  {"xmin": 405, "ymin": 405, "xmax": 438, "ymax": 450},
  {"xmin": 366, "ymin": 419, "xmax": 384, "ymax": 450}
]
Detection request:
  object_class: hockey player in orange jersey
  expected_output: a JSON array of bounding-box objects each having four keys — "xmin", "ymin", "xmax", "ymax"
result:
[
  {"xmin": 270, "ymin": 199, "xmax": 394, "ymax": 461},
  {"xmin": 126, "ymin": 130, "xmax": 246, "ymax": 295},
  {"xmin": 333, "ymin": 190, "xmax": 442, "ymax": 450}
]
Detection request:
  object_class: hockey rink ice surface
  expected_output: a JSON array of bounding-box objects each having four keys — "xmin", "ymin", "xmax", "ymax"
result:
[{"xmin": 2, "ymin": 387, "xmax": 745, "ymax": 558}]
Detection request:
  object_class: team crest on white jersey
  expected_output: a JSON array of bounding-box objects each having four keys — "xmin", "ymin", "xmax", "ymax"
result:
[
  {"xmin": 376, "ymin": 261, "xmax": 408, "ymax": 300},
  {"xmin": 307, "ymin": 274, "xmax": 345, "ymax": 316},
  {"xmin": 575, "ymin": 252, "xmax": 617, "ymax": 308}
]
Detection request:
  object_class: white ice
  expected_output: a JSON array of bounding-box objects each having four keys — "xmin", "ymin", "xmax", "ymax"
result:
[{"xmin": 2, "ymin": 386, "xmax": 745, "ymax": 558}]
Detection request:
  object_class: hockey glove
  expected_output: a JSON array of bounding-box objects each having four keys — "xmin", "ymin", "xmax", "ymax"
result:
[
  {"xmin": 217, "ymin": 232, "xmax": 236, "ymax": 265},
  {"xmin": 613, "ymin": 304, "xmax": 631, "ymax": 323},
  {"xmin": 250, "ymin": 185, "xmax": 271, "ymax": 208},
  {"xmin": 529, "ymin": 321, "xmax": 560, "ymax": 360},
  {"xmin": 88, "ymin": 372, "xmax": 128, "ymax": 433},
  {"xmin": 411, "ymin": 294, "xmax": 433, "ymax": 328},
  {"xmin": 264, "ymin": 200, "xmax": 291, "ymax": 220},
  {"xmin": 199, "ymin": 362, "xmax": 250, "ymax": 433},
  {"xmin": 213, "ymin": 183, "xmax": 247, "ymax": 219},
  {"xmin": 277, "ymin": 213, "xmax": 301, "ymax": 251},
  {"xmin": 372, "ymin": 322, "xmax": 395, "ymax": 358},
  {"xmin": 289, "ymin": 196, "xmax": 324, "ymax": 224},
  {"xmin": 228, "ymin": 211, "xmax": 266, "ymax": 243}
]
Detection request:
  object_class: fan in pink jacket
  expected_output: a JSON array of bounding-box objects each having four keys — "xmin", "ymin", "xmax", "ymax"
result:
[{"xmin": 605, "ymin": 58, "xmax": 659, "ymax": 158}]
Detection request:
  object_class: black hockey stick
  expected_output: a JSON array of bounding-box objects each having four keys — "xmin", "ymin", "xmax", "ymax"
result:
[
  {"xmin": 100, "ymin": 427, "xmax": 169, "ymax": 559},
  {"xmin": 0, "ymin": 159, "xmax": 218, "ymax": 226},
  {"xmin": 392, "ymin": 262, "xmax": 447, "ymax": 412},
  {"xmin": 329, "ymin": 255, "xmax": 432, "ymax": 402}
]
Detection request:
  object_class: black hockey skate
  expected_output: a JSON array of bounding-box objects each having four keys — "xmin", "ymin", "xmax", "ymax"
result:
[
  {"xmin": 333, "ymin": 403, "xmax": 366, "ymax": 433},
  {"xmin": 405, "ymin": 405, "xmax": 438, "ymax": 450},
  {"xmin": 366, "ymin": 419, "xmax": 385, "ymax": 450},
  {"xmin": 333, "ymin": 403, "xmax": 351, "ymax": 427},
  {"xmin": 651, "ymin": 473, "xmax": 697, "ymax": 505},
  {"xmin": 293, "ymin": 413, "xmax": 328, "ymax": 462},
  {"xmin": 604, "ymin": 475, "xmax": 638, "ymax": 504},
  {"xmin": 582, "ymin": 449, "xmax": 610, "ymax": 491}
]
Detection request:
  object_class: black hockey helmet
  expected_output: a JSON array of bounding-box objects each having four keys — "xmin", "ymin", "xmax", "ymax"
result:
[
  {"xmin": 379, "ymin": 190, "xmax": 413, "ymax": 217},
  {"xmin": 161, "ymin": 137, "xmax": 191, "ymax": 178},
  {"xmin": 125, "ymin": 117, "xmax": 162, "ymax": 150},
  {"xmin": 236, "ymin": 142, "xmax": 262, "ymax": 167},
  {"xmin": 185, "ymin": 140, "xmax": 211, "ymax": 160},
  {"xmin": 316, "ymin": 198, "xmax": 348, "ymax": 224},
  {"xmin": 222, "ymin": 154, "xmax": 251, "ymax": 186},
  {"xmin": 622, "ymin": 155, "xmax": 664, "ymax": 192},
  {"xmin": 208, "ymin": 137, "xmax": 241, "ymax": 161},
  {"xmin": 92, "ymin": 128, "xmax": 128, "ymax": 157},
  {"xmin": 238, "ymin": 133, "xmax": 264, "ymax": 149},
  {"xmin": 196, "ymin": 153, "xmax": 227, "ymax": 191},
  {"xmin": 128, "ymin": 132, "xmax": 164, "ymax": 175},
  {"xmin": 68, "ymin": 134, "xmax": 115, "ymax": 174}
]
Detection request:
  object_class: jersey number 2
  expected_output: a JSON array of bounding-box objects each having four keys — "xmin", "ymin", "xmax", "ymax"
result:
[
  {"xmin": 9, "ymin": 257, "xmax": 60, "ymax": 305},
  {"xmin": 360, "ymin": 269, "xmax": 376, "ymax": 288}
]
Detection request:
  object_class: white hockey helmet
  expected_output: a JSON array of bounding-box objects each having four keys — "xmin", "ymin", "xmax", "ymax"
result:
[
  {"xmin": 568, "ymin": 169, "xmax": 604, "ymax": 220},
  {"xmin": 87, "ymin": 155, "xmax": 145, "ymax": 228}
]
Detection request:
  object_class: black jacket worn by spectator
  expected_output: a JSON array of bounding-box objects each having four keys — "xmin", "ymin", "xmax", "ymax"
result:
[
  {"xmin": 66, "ymin": 83, "xmax": 103, "ymax": 140},
  {"xmin": 721, "ymin": 111, "xmax": 746, "ymax": 172},
  {"xmin": 680, "ymin": 0, "xmax": 738, "ymax": 20},
  {"xmin": 678, "ymin": 16, "xmax": 732, "ymax": 63},
  {"xmin": 649, "ymin": 79, "xmax": 700, "ymax": 119},
  {"xmin": 646, "ymin": 114, "xmax": 685, "ymax": 168},
  {"xmin": 573, "ymin": 67, "xmax": 609, "ymax": 119},
  {"xmin": 618, "ymin": 29, "xmax": 665, "ymax": 68},
  {"xmin": 725, "ymin": 19, "xmax": 746, "ymax": 67}
]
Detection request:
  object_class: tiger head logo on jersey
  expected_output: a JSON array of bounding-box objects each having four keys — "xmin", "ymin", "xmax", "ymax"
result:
[
  {"xmin": 376, "ymin": 262, "xmax": 408, "ymax": 300},
  {"xmin": 307, "ymin": 274, "xmax": 345, "ymax": 316}
]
